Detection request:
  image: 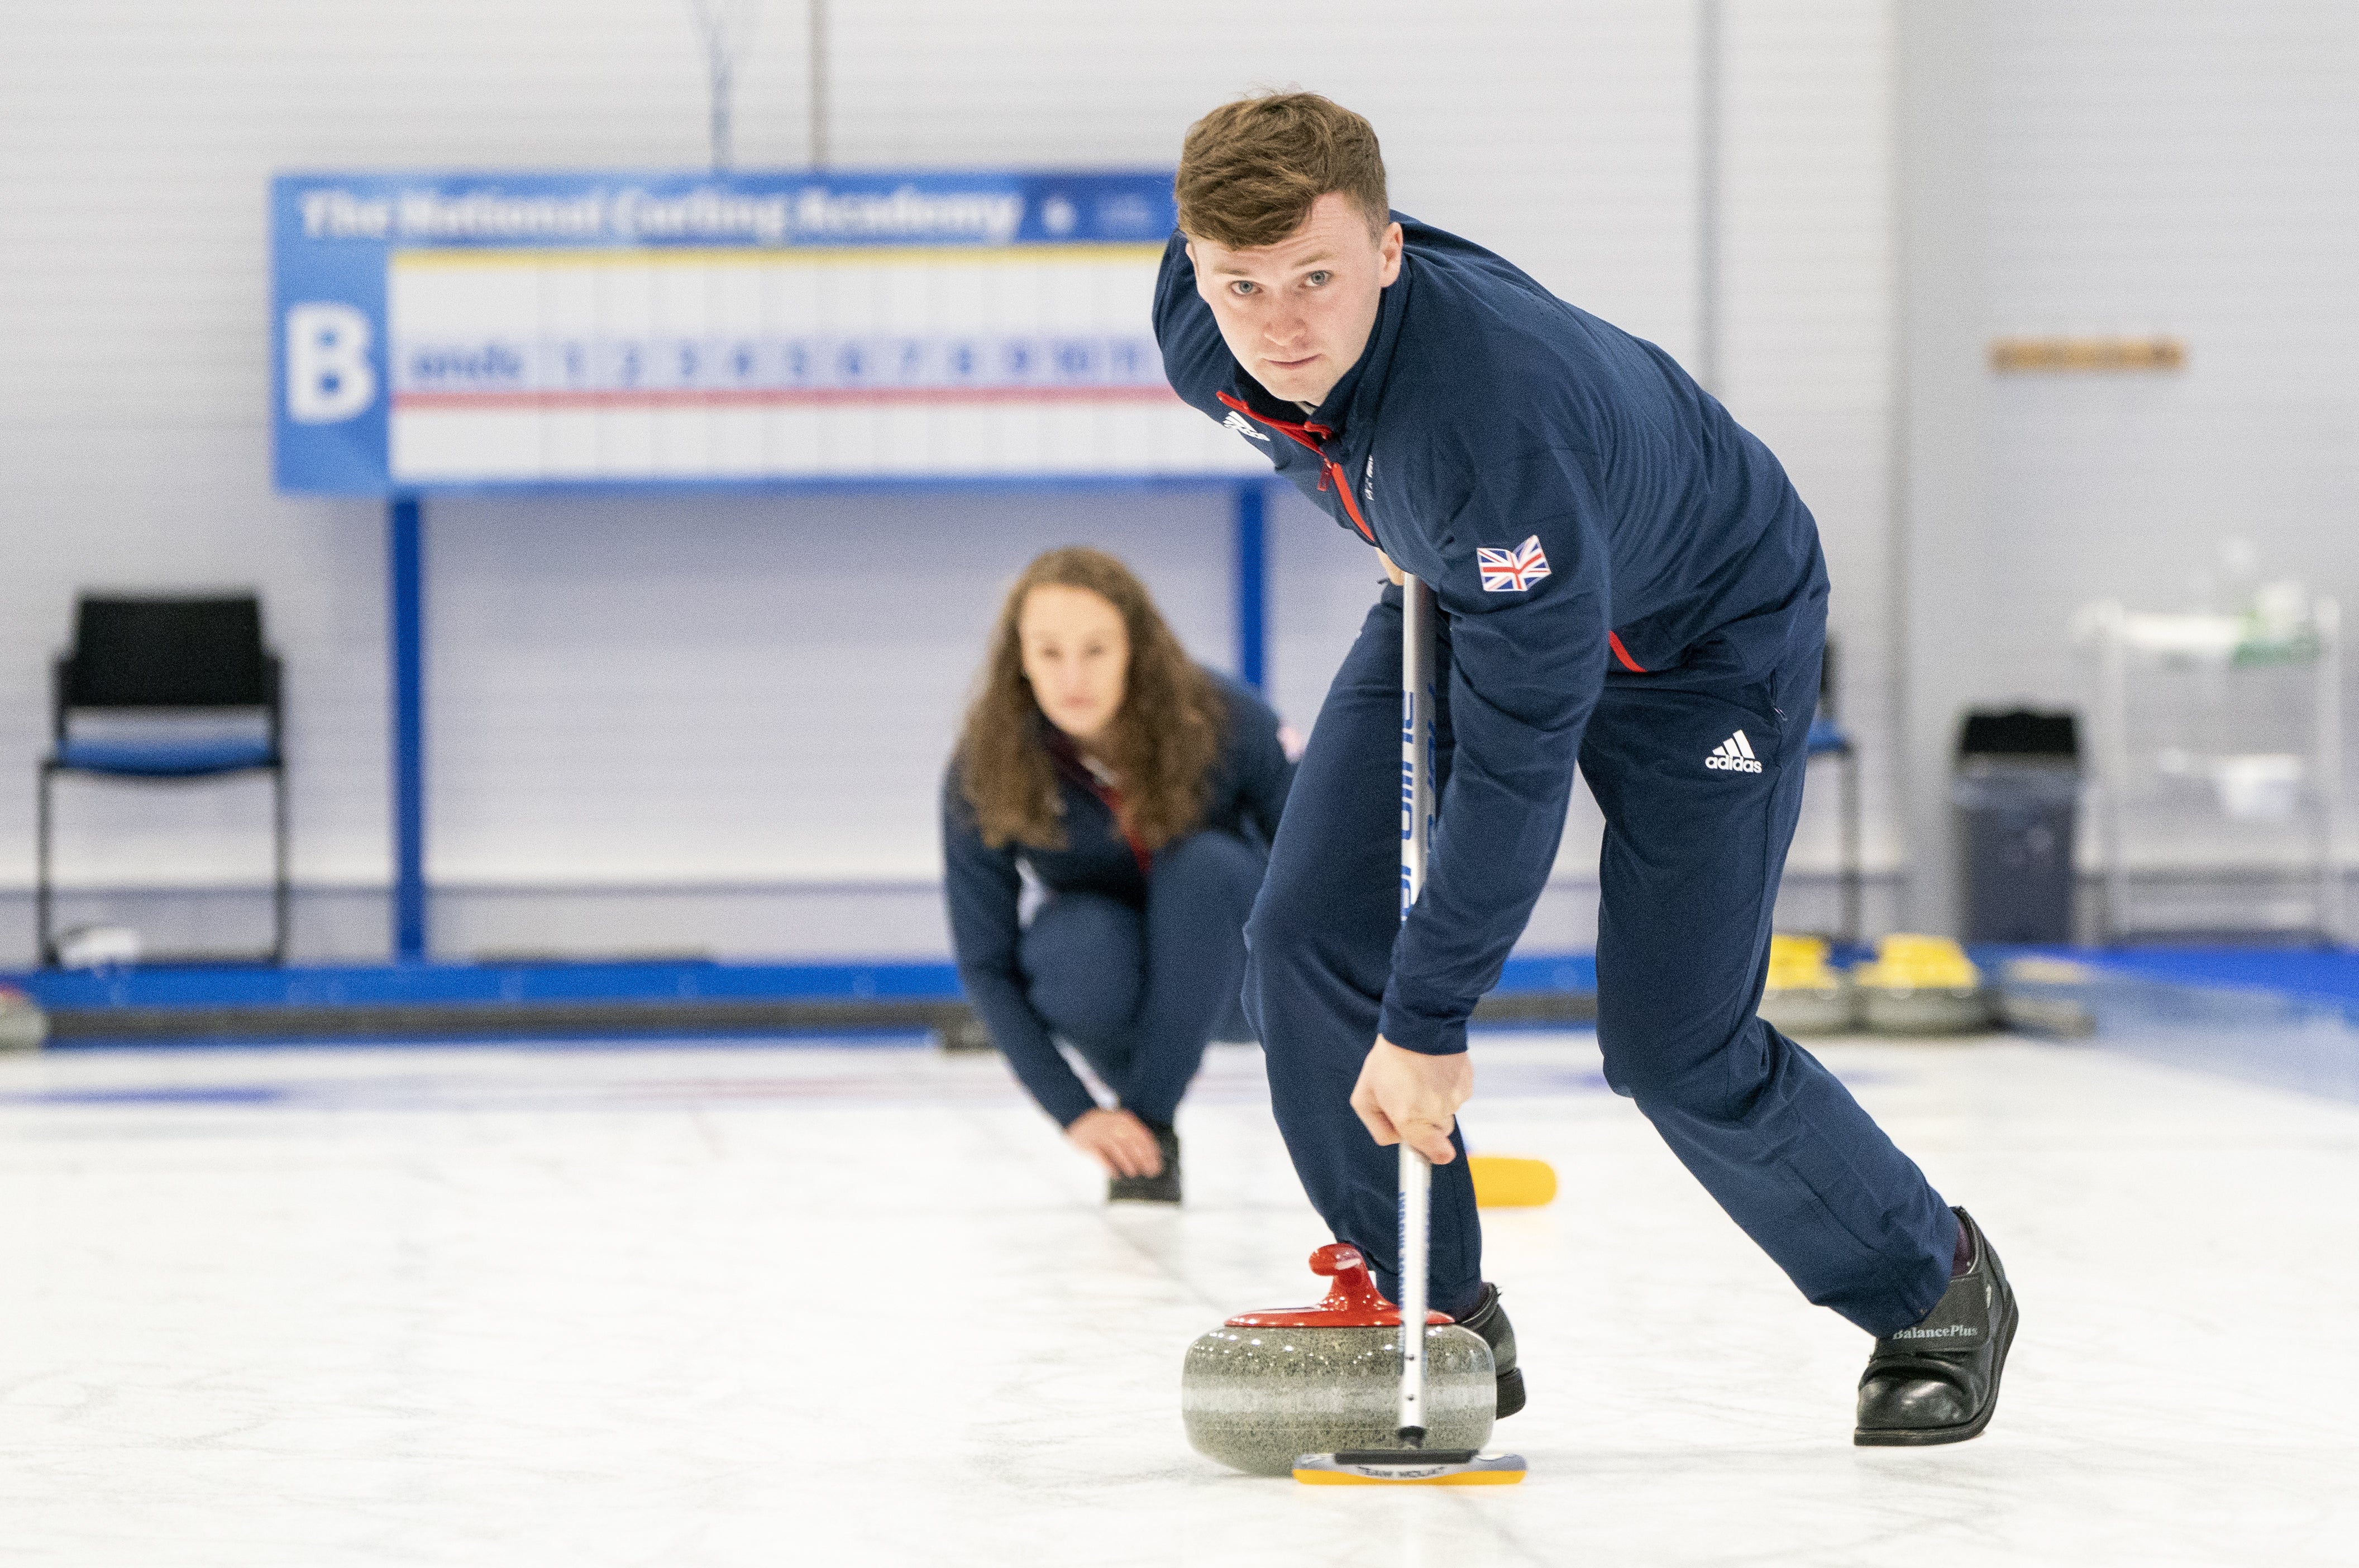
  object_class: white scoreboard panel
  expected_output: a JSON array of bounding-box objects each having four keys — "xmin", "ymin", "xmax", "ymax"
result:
[
  {"xmin": 274, "ymin": 171, "xmax": 1258, "ymax": 493},
  {"xmin": 384, "ymin": 244, "xmax": 1255, "ymax": 483}
]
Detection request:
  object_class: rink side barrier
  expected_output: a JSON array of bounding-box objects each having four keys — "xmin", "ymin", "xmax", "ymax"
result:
[{"xmin": 0, "ymin": 954, "xmax": 1599, "ymax": 1048}]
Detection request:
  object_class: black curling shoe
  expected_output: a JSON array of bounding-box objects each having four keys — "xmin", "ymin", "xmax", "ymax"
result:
[
  {"xmin": 1455, "ymin": 1283, "xmax": 1526, "ymax": 1419},
  {"xmin": 1855, "ymin": 1208, "xmax": 2017, "ymax": 1446},
  {"xmin": 1107, "ymin": 1122, "xmax": 1181, "ymax": 1204}
]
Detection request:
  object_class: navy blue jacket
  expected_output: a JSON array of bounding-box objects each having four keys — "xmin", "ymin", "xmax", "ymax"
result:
[
  {"xmin": 1155, "ymin": 214, "xmax": 1827, "ymax": 1057},
  {"xmin": 942, "ymin": 670, "xmax": 1294, "ymax": 1125}
]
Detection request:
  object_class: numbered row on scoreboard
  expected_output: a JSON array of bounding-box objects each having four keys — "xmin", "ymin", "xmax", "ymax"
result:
[{"xmin": 389, "ymin": 332, "xmax": 1168, "ymax": 400}]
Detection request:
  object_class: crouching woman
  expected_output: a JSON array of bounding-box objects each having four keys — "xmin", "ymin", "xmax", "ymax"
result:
[{"xmin": 943, "ymin": 547, "xmax": 1294, "ymax": 1202}]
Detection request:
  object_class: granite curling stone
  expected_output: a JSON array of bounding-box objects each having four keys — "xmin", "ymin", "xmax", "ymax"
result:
[
  {"xmin": 1182, "ymin": 1243, "xmax": 1496, "ymax": 1476},
  {"xmin": 1756, "ymin": 933, "xmax": 1857, "ymax": 1036},
  {"xmin": 1855, "ymin": 934, "xmax": 1993, "ymax": 1035},
  {"xmin": 0, "ymin": 985, "xmax": 45, "ymax": 1052}
]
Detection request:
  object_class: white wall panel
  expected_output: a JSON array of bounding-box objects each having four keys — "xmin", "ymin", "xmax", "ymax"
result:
[
  {"xmin": 1983, "ymin": 1, "xmax": 2359, "ymax": 704},
  {"xmin": 1723, "ymin": 0, "xmax": 1898, "ymax": 894},
  {"xmin": 423, "ymin": 485, "xmax": 1244, "ymax": 885},
  {"xmin": 827, "ymin": 1, "xmax": 1702, "ymax": 360}
]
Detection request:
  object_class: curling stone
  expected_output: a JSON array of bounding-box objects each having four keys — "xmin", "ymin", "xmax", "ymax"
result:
[
  {"xmin": 1855, "ymin": 934, "xmax": 1993, "ymax": 1035},
  {"xmin": 0, "ymin": 986, "xmax": 45, "ymax": 1052},
  {"xmin": 1181, "ymin": 1242, "xmax": 1495, "ymax": 1476},
  {"xmin": 1757, "ymin": 933, "xmax": 1857, "ymax": 1036}
]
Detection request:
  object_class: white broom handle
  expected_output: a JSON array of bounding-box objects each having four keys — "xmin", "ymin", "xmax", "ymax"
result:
[
  {"xmin": 1397, "ymin": 1142, "xmax": 1431, "ymax": 1441},
  {"xmin": 1397, "ymin": 573, "xmax": 1438, "ymax": 1442},
  {"xmin": 1402, "ymin": 576, "xmax": 1435, "ymax": 918}
]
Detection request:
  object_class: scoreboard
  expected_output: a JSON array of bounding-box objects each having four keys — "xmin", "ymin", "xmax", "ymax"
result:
[{"xmin": 271, "ymin": 170, "xmax": 1260, "ymax": 494}]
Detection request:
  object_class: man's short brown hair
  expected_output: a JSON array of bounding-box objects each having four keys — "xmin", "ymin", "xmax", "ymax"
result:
[{"xmin": 1176, "ymin": 92, "xmax": 1389, "ymax": 250}]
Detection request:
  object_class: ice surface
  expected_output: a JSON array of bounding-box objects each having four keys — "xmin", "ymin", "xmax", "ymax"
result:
[{"xmin": 1, "ymin": 1030, "xmax": 2353, "ymax": 1566}]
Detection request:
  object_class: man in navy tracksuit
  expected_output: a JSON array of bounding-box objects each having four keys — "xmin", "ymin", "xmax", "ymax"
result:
[{"xmin": 1156, "ymin": 92, "xmax": 2016, "ymax": 1445}]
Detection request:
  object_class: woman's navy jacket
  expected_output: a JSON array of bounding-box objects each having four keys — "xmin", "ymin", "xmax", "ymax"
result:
[
  {"xmin": 942, "ymin": 670, "xmax": 1293, "ymax": 1125},
  {"xmin": 1154, "ymin": 213, "xmax": 1828, "ymax": 1058}
]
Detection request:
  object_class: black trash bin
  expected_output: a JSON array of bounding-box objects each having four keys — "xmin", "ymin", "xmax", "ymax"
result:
[{"xmin": 1952, "ymin": 710, "xmax": 2080, "ymax": 944}]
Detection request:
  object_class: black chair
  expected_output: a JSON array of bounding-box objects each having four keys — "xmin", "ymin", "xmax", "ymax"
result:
[{"xmin": 37, "ymin": 595, "xmax": 288, "ymax": 965}]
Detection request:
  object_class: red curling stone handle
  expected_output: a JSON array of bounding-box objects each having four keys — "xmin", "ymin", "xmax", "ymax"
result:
[{"xmin": 1224, "ymin": 1243, "xmax": 1453, "ymax": 1328}]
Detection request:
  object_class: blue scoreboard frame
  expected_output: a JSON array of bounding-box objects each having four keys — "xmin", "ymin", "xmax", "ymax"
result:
[{"xmin": 270, "ymin": 169, "xmax": 1277, "ymax": 958}]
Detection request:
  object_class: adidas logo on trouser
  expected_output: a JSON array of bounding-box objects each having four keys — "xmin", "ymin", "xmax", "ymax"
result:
[{"xmin": 1705, "ymin": 729, "xmax": 1763, "ymax": 773}]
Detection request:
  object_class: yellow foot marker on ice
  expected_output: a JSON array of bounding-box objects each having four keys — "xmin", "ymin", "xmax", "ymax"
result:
[
  {"xmin": 1294, "ymin": 1451, "xmax": 1529, "ymax": 1485},
  {"xmin": 1468, "ymin": 1155, "xmax": 1557, "ymax": 1209}
]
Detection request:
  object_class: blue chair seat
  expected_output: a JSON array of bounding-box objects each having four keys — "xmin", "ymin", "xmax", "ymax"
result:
[
  {"xmin": 54, "ymin": 737, "xmax": 278, "ymax": 777},
  {"xmin": 1805, "ymin": 717, "xmax": 1852, "ymax": 757}
]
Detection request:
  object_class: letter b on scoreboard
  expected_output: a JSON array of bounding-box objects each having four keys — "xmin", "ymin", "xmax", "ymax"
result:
[
  {"xmin": 273, "ymin": 293, "xmax": 391, "ymax": 492},
  {"xmin": 285, "ymin": 303, "xmax": 376, "ymax": 423},
  {"xmin": 273, "ymin": 175, "xmax": 394, "ymax": 492}
]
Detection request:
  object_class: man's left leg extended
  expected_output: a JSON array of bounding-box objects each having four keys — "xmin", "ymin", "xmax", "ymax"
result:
[{"xmin": 1581, "ymin": 615, "xmax": 2016, "ymax": 1441}]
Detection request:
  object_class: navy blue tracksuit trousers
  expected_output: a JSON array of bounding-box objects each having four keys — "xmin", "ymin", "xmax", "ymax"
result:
[
  {"xmin": 1019, "ymin": 829, "xmax": 1265, "ymax": 1127},
  {"xmin": 1241, "ymin": 586, "xmax": 1956, "ymax": 1337}
]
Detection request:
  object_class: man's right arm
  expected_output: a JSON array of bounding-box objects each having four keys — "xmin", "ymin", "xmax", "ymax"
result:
[{"xmin": 1381, "ymin": 449, "xmax": 1614, "ymax": 1059}]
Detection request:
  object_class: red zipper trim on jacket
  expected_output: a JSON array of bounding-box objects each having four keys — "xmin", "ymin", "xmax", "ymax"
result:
[
  {"xmin": 1219, "ymin": 394, "xmax": 1653, "ymax": 676},
  {"xmin": 1048, "ymin": 741, "xmax": 1153, "ymax": 876},
  {"xmin": 1217, "ymin": 391, "xmax": 1376, "ymax": 544},
  {"xmin": 1083, "ymin": 778, "xmax": 1152, "ymax": 877}
]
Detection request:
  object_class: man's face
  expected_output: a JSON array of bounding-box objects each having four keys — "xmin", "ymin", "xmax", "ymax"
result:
[{"xmin": 1187, "ymin": 192, "xmax": 1403, "ymax": 408}]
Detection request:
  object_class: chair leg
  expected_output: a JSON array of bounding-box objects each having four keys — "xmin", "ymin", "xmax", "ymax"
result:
[
  {"xmin": 271, "ymin": 763, "xmax": 290, "ymax": 965},
  {"xmin": 35, "ymin": 765, "xmax": 55, "ymax": 967}
]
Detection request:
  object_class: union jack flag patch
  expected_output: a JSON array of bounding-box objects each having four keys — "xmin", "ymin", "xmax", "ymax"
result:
[{"xmin": 1477, "ymin": 535, "xmax": 1551, "ymax": 592}]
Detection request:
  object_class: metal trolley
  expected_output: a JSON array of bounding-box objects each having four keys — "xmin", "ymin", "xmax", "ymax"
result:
[{"xmin": 2078, "ymin": 596, "xmax": 2343, "ymax": 944}]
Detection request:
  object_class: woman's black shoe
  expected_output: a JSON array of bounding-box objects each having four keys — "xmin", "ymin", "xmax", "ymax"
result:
[
  {"xmin": 1107, "ymin": 1121, "xmax": 1181, "ymax": 1204},
  {"xmin": 1855, "ymin": 1208, "xmax": 2018, "ymax": 1446},
  {"xmin": 1454, "ymin": 1283, "xmax": 1525, "ymax": 1418}
]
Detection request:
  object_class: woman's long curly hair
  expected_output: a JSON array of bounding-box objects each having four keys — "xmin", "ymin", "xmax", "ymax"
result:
[{"xmin": 956, "ymin": 547, "xmax": 1226, "ymax": 854}]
